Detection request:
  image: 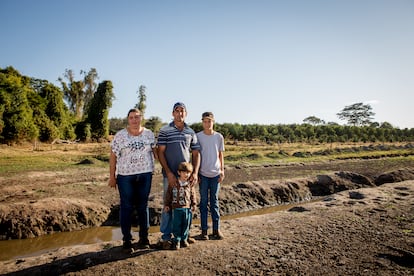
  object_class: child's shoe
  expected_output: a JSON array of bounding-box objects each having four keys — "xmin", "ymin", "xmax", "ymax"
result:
[
  {"xmin": 181, "ymin": 240, "xmax": 190, "ymax": 248},
  {"xmin": 172, "ymin": 241, "xmax": 180, "ymax": 250}
]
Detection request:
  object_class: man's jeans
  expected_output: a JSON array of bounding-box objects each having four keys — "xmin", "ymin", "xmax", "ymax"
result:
[
  {"xmin": 117, "ymin": 172, "xmax": 152, "ymax": 242},
  {"xmin": 199, "ymin": 175, "xmax": 221, "ymax": 231},
  {"xmin": 160, "ymin": 177, "xmax": 172, "ymax": 241}
]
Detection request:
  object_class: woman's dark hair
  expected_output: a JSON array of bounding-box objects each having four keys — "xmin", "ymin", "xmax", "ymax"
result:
[{"xmin": 127, "ymin": 108, "xmax": 141, "ymax": 117}]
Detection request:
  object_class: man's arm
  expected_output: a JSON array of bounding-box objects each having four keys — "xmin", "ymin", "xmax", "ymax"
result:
[
  {"xmin": 190, "ymin": 149, "xmax": 200, "ymax": 185},
  {"xmin": 157, "ymin": 145, "xmax": 176, "ymax": 185}
]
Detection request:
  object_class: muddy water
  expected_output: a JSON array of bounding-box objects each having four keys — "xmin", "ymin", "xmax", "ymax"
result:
[{"xmin": 0, "ymin": 202, "xmax": 307, "ymax": 261}]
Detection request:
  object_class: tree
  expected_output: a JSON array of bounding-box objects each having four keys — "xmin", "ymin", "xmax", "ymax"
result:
[
  {"xmin": 82, "ymin": 68, "xmax": 99, "ymax": 115},
  {"xmin": 337, "ymin": 102, "xmax": 375, "ymax": 126},
  {"xmin": 31, "ymin": 79, "xmax": 76, "ymax": 140},
  {"xmin": 144, "ymin": 116, "xmax": 163, "ymax": 134},
  {"xmin": 135, "ymin": 85, "xmax": 147, "ymax": 117},
  {"xmin": 26, "ymin": 80, "xmax": 58, "ymax": 142},
  {"xmin": 86, "ymin": 80, "xmax": 115, "ymax": 140},
  {"xmin": 109, "ymin": 117, "xmax": 127, "ymax": 134},
  {"xmin": 0, "ymin": 67, "xmax": 38, "ymax": 143},
  {"xmin": 58, "ymin": 68, "xmax": 99, "ymax": 120},
  {"xmin": 379, "ymin": 122, "xmax": 394, "ymax": 129},
  {"xmin": 303, "ymin": 116, "xmax": 325, "ymax": 125}
]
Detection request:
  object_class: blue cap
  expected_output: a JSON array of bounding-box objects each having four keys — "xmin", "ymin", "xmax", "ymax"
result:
[{"xmin": 173, "ymin": 102, "xmax": 186, "ymax": 111}]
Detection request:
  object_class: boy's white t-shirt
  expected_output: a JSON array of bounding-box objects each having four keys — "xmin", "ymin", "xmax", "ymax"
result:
[{"xmin": 196, "ymin": 131, "xmax": 225, "ymax": 178}]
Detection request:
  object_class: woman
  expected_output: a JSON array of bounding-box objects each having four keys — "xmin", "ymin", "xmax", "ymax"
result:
[{"xmin": 109, "ymin": 108, "xmax": 156, "ymax": 250}]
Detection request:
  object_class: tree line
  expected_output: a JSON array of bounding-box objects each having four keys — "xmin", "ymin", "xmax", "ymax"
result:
[
  {"xmin": 189, "ymin": 122, "xmax": 414, "ymax": 144},
  {"xmin": 1, "ymin": 66, "xmax": 413, "ymax": 145},
  {"xmin": 0, "ymin": 66, "xmax": 114, "ymax": 144}
]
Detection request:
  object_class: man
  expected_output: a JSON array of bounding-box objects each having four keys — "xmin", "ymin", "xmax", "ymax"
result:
[{"xmin": 157, "ymin": 102, "xmax": 200, "ymax": 249}]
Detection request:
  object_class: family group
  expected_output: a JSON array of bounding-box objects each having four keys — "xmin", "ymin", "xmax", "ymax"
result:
[{"xmin": 108, "ymin": 102, "xmax": 225, "ymax": 251}]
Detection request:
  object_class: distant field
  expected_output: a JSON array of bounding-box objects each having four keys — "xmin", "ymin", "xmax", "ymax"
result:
[{"xmin": 0, "ymin": 141, "xmax": 413, "ymax": 175}]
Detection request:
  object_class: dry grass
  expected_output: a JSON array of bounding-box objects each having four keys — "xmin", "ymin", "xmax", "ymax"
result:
[
  {"xmin": 1, "ymin": 141, "xmax": 412, "ymax": 174},
  {"xmin": 224, "ymin": 141, "xmax": 413, "ymax": 165},
  {"xmin": 0, "ymin": 143, "xmax": 110, "ymax": 174}
]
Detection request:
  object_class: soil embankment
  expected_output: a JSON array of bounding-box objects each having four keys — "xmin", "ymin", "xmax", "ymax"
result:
[
  {"xmin": 0, "ymin": 158, "xmax": 413, "ymax": 274},
  {"xmin": 1, "ymin": 159, "xmax": 414, "ymax": 240},
  {"xmin": 1, "ymin": 179, "xmax": 413, "ymax": 275}
]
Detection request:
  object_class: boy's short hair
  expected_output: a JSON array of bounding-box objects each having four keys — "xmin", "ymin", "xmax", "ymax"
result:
[
  {"xmin": 202, "ymin": 111, "xmax": 214, "ymax": 121},
  {"xmin": 178, "ymin": 162, "xmax": 193, "ymax": 172}
]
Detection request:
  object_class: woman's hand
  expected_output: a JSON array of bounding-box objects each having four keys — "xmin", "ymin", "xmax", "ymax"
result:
[{"xmin": 108, "ymin": 177, "xmax": 117, "ymax": 189}]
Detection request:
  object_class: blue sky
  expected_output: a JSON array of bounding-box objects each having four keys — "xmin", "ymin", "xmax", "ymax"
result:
[{"xmin": 1, "ymin": 0, "xmax": 413, "ymax": 128}]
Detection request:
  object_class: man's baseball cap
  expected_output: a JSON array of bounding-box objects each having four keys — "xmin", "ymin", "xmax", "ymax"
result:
[{"xmin": 173, "ymin": 102, "xmax": 186, "ymax": 111}]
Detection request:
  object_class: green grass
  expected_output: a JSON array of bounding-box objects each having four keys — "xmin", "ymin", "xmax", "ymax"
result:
[
  {"xmin": 1, "ymin": 141, "xmax": 413, "ymax": 174},
  {"xmin": 223, "ymin": 142, "xmax": 414, "ymax": 165},
  {"xmin": 0, "ymin": 143, "xmax": 109, "ymax": 175}
]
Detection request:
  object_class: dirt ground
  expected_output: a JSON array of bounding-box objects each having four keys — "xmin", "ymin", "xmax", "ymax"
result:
[{"xmin": 1, "ymin": 158, "xmax": 414, "ymax": 275}]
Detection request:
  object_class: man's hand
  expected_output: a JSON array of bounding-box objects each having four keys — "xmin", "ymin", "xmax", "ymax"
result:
[
  {"xmin": 190, "ymin": 173, "xmax": 198, "ymax": 186},
  {"xmin": 167, "ymin": 171, "xmax": 176, "ymax": 186}
]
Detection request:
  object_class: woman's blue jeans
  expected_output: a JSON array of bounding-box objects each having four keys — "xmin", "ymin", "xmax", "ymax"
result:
[
  {"xmin": 117, "ymin": 172, "xmax": 152, "ymax": 242},
  {"xmin": 199, "ymin": 175, "xmax": 221, "ymax": 231}
]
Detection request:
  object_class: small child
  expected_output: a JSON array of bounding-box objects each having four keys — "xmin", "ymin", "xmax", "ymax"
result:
[{"xmin": 164, "ymin": 162, "xmax": 197, "ymax": 249}]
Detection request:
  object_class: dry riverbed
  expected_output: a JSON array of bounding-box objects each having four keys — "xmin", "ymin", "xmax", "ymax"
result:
[{"xmin": 1, "ymin": 157, "xmax": 414, "ymax": 275}]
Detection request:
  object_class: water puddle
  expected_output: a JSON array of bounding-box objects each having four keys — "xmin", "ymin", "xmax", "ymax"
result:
[
  {"xmin": 0, "ymin": 226, "xmax": 119, "ymax": 261},
  {"xmin": 0, "ymin": 201, "xmax": 314, "ymax": 261}
]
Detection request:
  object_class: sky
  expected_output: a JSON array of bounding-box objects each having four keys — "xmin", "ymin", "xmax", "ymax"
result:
[{"xmin": 1, "ymin": 0, "xmax": 414, "ymax": 128}]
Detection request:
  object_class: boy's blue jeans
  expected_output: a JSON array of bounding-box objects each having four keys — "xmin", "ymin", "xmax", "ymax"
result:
[
  {"xmin": 199, "ymin": 175, "xmax": 221, "ymax": 231},
  {"xmin": 171, "ymin": 208, "xmax": 191, "ymax": 243},
  {"xmin": 117, "ymin": 173, "xmax": 152, "ymax": 242}
]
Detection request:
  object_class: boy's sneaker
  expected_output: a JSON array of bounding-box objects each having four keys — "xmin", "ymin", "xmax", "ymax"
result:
[
  {"xmin": 213, "ymin": 230, "xmax": 224, "ymax": 240},
  {"xmin": 187, "ymin": 237, "xmax": 196, "ymax": 244},
  {"xmin": 123, "ymin": 240, "xmax": 132, "ymax": 249},
  {"xmin": 200, "ymin": 230, "xmax": 209, "ymax": 240},
  {"xmin": 181, "ymin": 240, "xmax": 190, "ymax": 248}
]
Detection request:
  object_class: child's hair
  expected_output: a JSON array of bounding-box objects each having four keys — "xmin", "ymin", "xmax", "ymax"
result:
[{"xmin": 178, "ymin": 162, "xmax": 193, "ymax": 172}]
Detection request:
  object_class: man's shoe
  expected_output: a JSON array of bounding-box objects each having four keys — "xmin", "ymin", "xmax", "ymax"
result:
[
  {"xmin": 187, "ymin": 237, "xmax": 196, "ymax": 244},
  {"xmin": 213, "ymin": 230, "xmax": 224, "ymax": 240},
  {"xmin": 200, "ymin": 230, "xmax": 209, "ymax": 240},
  {"xmin": 162, "ymin": 240, "xmax": 172, "ymax": 250}
]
